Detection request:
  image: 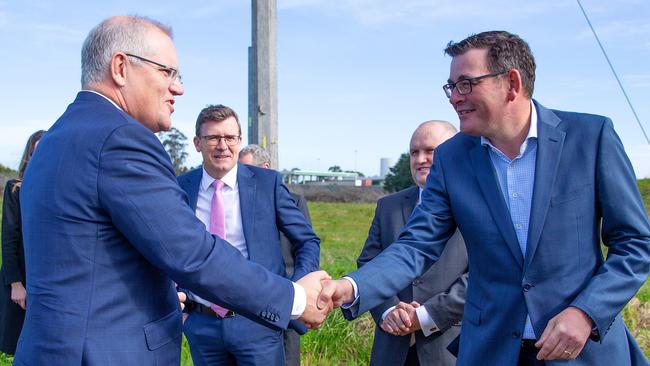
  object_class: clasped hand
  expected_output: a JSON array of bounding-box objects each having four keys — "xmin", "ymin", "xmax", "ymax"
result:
[
  {"xmin": 298, "ymin": 275, "xmax": 357, "ymax": 329},
  {"xmin": 380, "ymin": 301, "xmax": 421, "ymax": 336},
  {"xmin": 296, "ymin": 270, "xmax": 333, "ymax": 329}
]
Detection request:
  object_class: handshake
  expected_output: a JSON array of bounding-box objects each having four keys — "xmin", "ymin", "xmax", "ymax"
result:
[{"xmin": 295, "ymin": 270, "xmax": 355, "ymax": 329}]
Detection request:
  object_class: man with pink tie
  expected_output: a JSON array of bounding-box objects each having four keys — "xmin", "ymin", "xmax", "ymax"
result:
[{"xmin": 177, "ymin": 104, "xmax": 320, "ymax": 365}]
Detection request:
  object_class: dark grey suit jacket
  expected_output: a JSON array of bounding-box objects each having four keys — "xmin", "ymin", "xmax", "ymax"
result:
[{"xmin": 358, "ymin": 186, "xmax": 468, "ymax": 366}]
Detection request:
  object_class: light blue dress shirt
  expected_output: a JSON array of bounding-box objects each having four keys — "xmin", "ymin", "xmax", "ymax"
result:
[{"xmin": 481, "ymin": 101, "xmax": 538, "ymax": 339}]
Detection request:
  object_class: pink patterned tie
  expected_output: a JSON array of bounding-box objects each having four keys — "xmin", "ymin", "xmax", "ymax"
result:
[{"xmin": 209, "ymin": 179, "xmax": 230, "ymax": 317}]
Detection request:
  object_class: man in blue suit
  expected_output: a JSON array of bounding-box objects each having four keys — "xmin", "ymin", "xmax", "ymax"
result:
[
  {"xmin": 16, "ymin": 16, "xmax": 329, "ymax": 366},
  {"xmin": 239, "ymin": 143, "xmax": 313, "ymax": 366},
  {"xmin": 178, "ymin": 105, "xmax": 320, "ymax": 365},
  {"xmin": 320, "ymin": 31, "xmax": 650, "ymax": 366}
]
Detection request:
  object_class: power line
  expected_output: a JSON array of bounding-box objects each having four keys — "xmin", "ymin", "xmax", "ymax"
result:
[{"xmin": 576, "ymin": 0, "xmax": 650, "ymax": 145}]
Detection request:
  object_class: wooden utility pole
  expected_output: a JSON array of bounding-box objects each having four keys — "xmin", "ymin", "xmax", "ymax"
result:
[{"xmin": 249, "ymin": 0, "xmax": 278, "ymax": 168}]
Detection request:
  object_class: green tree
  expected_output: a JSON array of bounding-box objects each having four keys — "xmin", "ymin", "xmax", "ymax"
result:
[
  {"xmin": 0, "ymin": 163, "xmax": 16, "ymax": 176},
  {"xmin": 158, "ymin": 127, "xmax": 189, "ymax": 176},
  {"xmin": 328, "ymin": 165, "xmax": 342, "ymax": 172},
  {"xmin": 383, "ymin": 152, "xmax": 414, "ymax": 193}
]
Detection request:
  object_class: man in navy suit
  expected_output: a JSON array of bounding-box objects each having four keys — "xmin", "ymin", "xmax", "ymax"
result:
[
  {"xmin": 16, "ymin": 16, "xmax": 329, "ymax": 366},
  {"xmin": 239, "ymin": 143, "xmax": 312, "ymax": 366},
  {"xmin": 358, "ymin": 120, "xmax": 468, "ymax": 366},
  {"xmin": 320, "ymin": 31, "xmax": 650, "ymax": 366},
  {"xmin": 178, "ymin": 106, "xmax": 320, "ymax": 365}
]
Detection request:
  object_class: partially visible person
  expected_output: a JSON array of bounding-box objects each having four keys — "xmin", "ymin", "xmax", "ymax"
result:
[
  {"xmin": 240, "ymin": 144, "xmax": 312, "ymax": 366},
  {"xmin": 320, "ymin": 30, "xmax": 650, "ymax": 366},
  {"xmin": 16, "ymin": 16, "xmax": 329, "ymax": 366},
  {"xmin": 179, "ymin": 107, "xmax": 320, "ymax": 365},
  {"xmin": 358, "ymin": 121, "xmax": 467, "ymax": 366},
  {"xmin": 0, "ymin": 130, "xmax": 45, "ymax": 355}
]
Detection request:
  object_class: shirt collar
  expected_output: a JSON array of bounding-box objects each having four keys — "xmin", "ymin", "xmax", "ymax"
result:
[
  {"xmin": 200, "ymin": 164, "xmax": 238, "ymax": 191},
  {"xmin": 81, "ymin": 90, "xmax": 123, "ymax": 111},
  {"xmin": 481, "ymin": 100, "xmax": 538, "ymax": 156}
]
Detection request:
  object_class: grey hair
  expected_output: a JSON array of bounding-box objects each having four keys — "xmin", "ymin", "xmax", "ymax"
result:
[
  {"xmin": 81, "ymin": 15, "xmax": 172, "ymax": 86},
  {"xmin": 240, "ymin": 144, "xmax": 271, "ymax": 166}
]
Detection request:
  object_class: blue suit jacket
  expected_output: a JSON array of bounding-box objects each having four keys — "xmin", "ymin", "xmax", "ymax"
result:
[
  {"xmin": 345, "ymin": 101, "xmax": 650, "ymax": 366},
  {"xmin": 177, "ymin": 166, "xmax": 320, "ymax": 334},
  {"xmin": 16, "ymin": 92, "xmax": 295, "ymax": 365}
]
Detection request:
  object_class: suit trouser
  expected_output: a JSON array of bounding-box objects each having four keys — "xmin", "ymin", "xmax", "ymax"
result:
[
  {"xmin": 184, "ymin": 312, "xmax": 285, "ymax": 366},
  {"xmin": 283, "ymin": 328, "xmax": 300, "ymax": 366}
]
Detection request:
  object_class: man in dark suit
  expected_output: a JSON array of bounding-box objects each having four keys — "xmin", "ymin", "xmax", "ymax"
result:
[
  {"xmin": 239, "ymin": 143, "xmax": 312, "ymax": 366},
  {"xmin": 16, "ymin": 16, "xmax": 328, "ymax": 366},
  {"xmin": 320, "ymin": 31, "xmax": 650, "ymax": 366},
  {"xmin": 357, "ymin": 120, "xmax": 467, "ymax": 366},
  {"xmin": 178, "ymin": 107, "xmax": 320, "ymax": 365}
]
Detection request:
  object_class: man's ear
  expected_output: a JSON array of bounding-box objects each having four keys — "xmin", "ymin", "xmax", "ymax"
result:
[
  {"xmin": 506, "ymin": 68, "xmax": 523, "ymax": 101},
  {"xmin": 193, "ymin": 136, "xmax": 201, "ymax": 152},
  {"xmin": 110, "ymin": 53, "xmax": 129, "ymax": 87}
]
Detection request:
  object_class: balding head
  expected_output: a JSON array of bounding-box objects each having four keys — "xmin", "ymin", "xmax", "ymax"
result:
[{"xmin": 410, "ymin": 120, "xmax": 457, "ymax": 188}]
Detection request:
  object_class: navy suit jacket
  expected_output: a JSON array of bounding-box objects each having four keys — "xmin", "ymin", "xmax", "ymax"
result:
[
  {"xmin": 177, "ymin": 165, "xmax": 320, "ymax": 333},
  {"xmin": 16, "ymin": 91, "xmax": 295, "ymax": 365},
  {"xmin": 344, "ymin": 101, "xmax": 650, "ymax": 366}
]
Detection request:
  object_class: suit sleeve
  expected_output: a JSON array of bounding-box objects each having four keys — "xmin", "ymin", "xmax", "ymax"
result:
[
  {"xmin": 1, "ymin": 181, "xmax": 24, "ymax": 285},
  {"xmin": 98, "ymin": 124, "xmax": 295, "ymax": 329},
  {"xmin": 294, "ymin": 195, "xmax": 312, "ymax": 223},
  {"xmin": 571, "ymin": 118, "xmax": 650, "ymax": 339},
  {"xmin": 275, "ymin": 176, "xmax": 320, "ymax": 281},
  {"xmin": 357, "ymin": 199, "xmax": 401, "ymax": 326},
  {"xmin": 422, "ymin": 272, "xmax": 467, "ymax": 331}
]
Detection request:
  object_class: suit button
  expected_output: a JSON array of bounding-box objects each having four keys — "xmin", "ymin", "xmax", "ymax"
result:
[
  {"xmin": 522, "ymin": 284, "xmax": 533, "ymax": 292},
  {"xmin": 512, "ymin": 331, "xmax": 521, "ymax": 339}
]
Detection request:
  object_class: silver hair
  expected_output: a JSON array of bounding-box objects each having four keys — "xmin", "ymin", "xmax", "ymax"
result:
[
  {"xmin": 81, "ymin": 15, "xmax": 172, "ymax": 86},
  {"xmin": 240, "ymin": 144, "xmax": 271, "ymax": 166}
]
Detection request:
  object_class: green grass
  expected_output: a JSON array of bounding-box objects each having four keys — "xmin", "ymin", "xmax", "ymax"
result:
[{"xmin": 3, "ymin": 183, "xmax": 650, "ymax": 364}]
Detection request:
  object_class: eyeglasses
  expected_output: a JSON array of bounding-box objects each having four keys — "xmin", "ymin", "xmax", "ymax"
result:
[
  {"xmin": 200, "ymin": 135, "xmax": 241, "ymax": 146},
  {"xmin": 125, "ymin": 53, "xmax": 183, "ymax": 85},
  {"xmin": 442, "ymin": 71, "xmax": 507, "ymax": 98}
]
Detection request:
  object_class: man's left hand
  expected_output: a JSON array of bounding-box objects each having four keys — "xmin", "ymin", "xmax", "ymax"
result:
[
  {"xmin": 380, "ymin": 301, "xmax": 421, "ymax": 336},
  {"xmin": 535, "ymin": 306, "xmax": 593, "ymax": 360}
]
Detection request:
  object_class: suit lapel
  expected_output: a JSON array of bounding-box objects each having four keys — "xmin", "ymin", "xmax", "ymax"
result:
[
  {"xmin": 187, "ymin": 169, "xmax": 202, "ymax": 211},
  {"xmin": 469, "ymin": 140, "xmax": 524, "ymax": 268},
  {"xmin": 237, "ymin": 164, "xmax": 256, "ymax": 259},
  {"xmin": 524, "ymin": 102, "xmax": 565, "ymax": 272},
  {"xmin": 401, "ymin": 186, "xmax": 419, "ymax": 225}
]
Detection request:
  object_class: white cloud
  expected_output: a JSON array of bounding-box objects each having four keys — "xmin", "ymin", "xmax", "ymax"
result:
[
  {"xmin": 279, "ymin": 0, "xmax": 571, "ymax": 27},
  {"xmin": 576, "ymin": 20, "xmax": 650, "ymax": 41}
]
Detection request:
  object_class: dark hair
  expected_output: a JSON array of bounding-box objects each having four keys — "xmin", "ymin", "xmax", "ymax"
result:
[
  {"xmin": 194, "ymin": 104, "xmax": 241, "ymax": 137},
  {"xmin": 14, "ymin": 129, "xmax": 46, "ymax": 191},
  {"xmin": 444, "ymin": 31, "xmax": 536, "ymax": 97}
]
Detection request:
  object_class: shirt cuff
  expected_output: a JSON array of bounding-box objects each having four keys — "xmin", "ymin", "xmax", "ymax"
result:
[
  {"xmin": 291, "ymin": 282, "xmax": 306, "ymax": 319},
  {"xmin": 381, "ymin": 306, "xmax": 396, "ymax": 321},
  {"xmin": 340, "ymin": 276, "xmax": 359, "ymax": 309},
  {"xmin": 416, "ymin": 306, "xmax": 439, "ymax": 337}
]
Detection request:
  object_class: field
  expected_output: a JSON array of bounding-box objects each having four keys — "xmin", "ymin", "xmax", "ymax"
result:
[{"xmin": 2, "ymin": 186, "xmax": 650, "ymax": 365}]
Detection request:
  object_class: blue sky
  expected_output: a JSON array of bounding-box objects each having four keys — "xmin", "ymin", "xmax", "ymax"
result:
[{"xmin": 1, "ymin": 0, "xmax": 649, "ymax": 177}]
